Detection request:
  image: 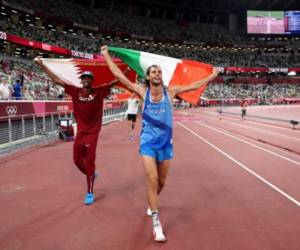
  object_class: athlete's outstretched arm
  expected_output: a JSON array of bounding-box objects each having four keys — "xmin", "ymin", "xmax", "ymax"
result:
[
  {"xmin": 107, "ymin": 67, "xmax": 131, "ymax": 87},
  {"xmin": 101, "ymin": 45, "xmax": 145, "ymax": 98},
  {"xmin": 169, "ymin": 68, "xmax": 218, "ymax": 97},
  {"xmin": 34, "ymin": 57, "xmax": 66, "ymax": 86}
]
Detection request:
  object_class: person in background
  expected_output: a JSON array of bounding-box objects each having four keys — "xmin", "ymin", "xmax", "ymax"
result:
[
  {"xmin": 13, "ymin": 79, "xmax": 22, "ymax": 100},
  {"xmin": 126, "ymin": 92, "xmax": 139, "ymax": 140},
  {"xmin": 0, "ymin": 77, "xmax": 10, "ymax": 100},
  {"xmin": 241, "ymin": 99, "xmax": 248, "ymax": 120}
]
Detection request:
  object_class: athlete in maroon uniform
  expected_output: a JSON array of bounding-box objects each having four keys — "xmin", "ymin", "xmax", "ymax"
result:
[
  {"xmin": 65, "ymin": 81, "xmax": 110, "ymax": 204},
  {"xmin": 35, "ymin": 58, "xmax": 118, "ymax": 205}
]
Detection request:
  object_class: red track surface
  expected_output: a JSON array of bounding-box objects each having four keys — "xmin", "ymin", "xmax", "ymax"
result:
[{"xmin": 1, "ymin": 106, "xmax": 300, "ymax": 250}]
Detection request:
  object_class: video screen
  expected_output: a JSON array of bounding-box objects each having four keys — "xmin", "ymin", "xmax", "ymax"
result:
[
  {"xmin": 247, "ymin": 10, "xmax": 300, "ymax": 34},
  {"xmin": 284, "ymin": 11, "xmax": 300, "ymax": 34},
  {"xmin": 247, "ymin": 10, "xmax": 284, "ymax": 34}
]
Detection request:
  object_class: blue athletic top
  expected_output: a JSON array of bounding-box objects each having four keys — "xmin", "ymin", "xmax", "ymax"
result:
[{"xmin": 140, "ymin": 88, "xmax": 173, "ymax": 149}]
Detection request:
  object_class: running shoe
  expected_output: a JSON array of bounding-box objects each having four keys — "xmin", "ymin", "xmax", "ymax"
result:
[
  {"xmin": 153, "ymin": 224, "xmax": 166, "ymax": 242},
  {"xmin": 84, "ymin": 193, "xmax": 94, "ymax": 205}
]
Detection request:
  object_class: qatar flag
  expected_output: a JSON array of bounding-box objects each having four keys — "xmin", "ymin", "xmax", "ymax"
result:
[{"xmin": 36, "ymin": 57, "xmax": 137, "ymax": 90}]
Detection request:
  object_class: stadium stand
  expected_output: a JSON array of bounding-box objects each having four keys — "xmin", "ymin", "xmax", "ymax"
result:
[{"xmin": 0, "ymin": 0, "xmax": 299, "ymax": 101}]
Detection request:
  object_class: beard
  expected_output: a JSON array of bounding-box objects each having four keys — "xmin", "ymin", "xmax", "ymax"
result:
[{"xmin": 150, "ymin": 79, "xmax": 162, "ymax": 87}]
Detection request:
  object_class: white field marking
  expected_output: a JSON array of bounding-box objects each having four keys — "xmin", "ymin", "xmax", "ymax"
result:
[
  {"xmin": 204, "ymin": 111, "xmax": 300, "ymax": 133},
  {"xmin": 208, "ymin": 117, "xmax": 300, "ymax": 158},
  {"xmin": 194, "ymin": 121, "xmax": 300, "ymax": 166},
  {"xmin": 201, "ymin": 113, "xmax": 300, "ymax": 160},
  {"xmin": 202, "ymin": 113, "xmax": 300, "ymax": 143},
  {"xmin": 244, "ymin": 119, "xmax": 300, "ymax": 133},
  {"xmin": 177, "ymin": 122, "xmax": 300, "ymax": 207}
]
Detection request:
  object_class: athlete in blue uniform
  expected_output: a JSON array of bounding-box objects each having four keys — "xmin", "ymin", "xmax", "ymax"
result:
[{"xmin": 102, "ymin": 45, "xmax": 218, "ymax": 242}]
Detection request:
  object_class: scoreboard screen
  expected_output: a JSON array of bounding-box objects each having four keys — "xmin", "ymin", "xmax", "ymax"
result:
[
  {"xmin": 284, "ymin": 11, "xmax": 300, "ymax": 34},
  {"xmin": 247, "ymin": 10, "xmax": 300, "ymax": 34}
]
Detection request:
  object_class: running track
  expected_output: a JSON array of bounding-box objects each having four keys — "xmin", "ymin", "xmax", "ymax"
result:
[{"xmin": 0, "ymin": 106, "xmax": 299, "ymax": 250}]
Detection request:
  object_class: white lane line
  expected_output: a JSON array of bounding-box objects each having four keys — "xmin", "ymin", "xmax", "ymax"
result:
[
  {"xmin": 203, "ymin": 114, "xmax": 300, "ymax": 143},
  {"xmin": 245, "ymin": 119, "xmax": 299, "ymax": 133},
  {"xmin": 205, "ymin": 111, "xmax": 299, "ymax": 133},
  {"xmin": 201, "ymin": 113, "xmax": 300, "ymax": 159},
  {"xmin": 194, "ymin": 121, "xmax": 300, "ymax": 166},
  {"xmin": 177, "ymin": 122, "xmax": 300, "ymax": 207}
]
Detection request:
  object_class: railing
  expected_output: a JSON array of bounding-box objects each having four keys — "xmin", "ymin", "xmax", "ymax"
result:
[
  {"xmin": 0, "ymin": 104, "xmax": 128, "ymax": 154},
  {"xmin": 200, "ymin": 97, "xmax": 300, "ymax": 106},
  {"xmin": 102, "ymin": 105, "xmax": 127, "ymax": 125},
  {"xmin": 0, "ymin": 112, "xmax": 71, "ymax": 144}
]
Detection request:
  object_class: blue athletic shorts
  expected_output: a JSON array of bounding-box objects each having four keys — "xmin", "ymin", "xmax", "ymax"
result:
[{"xmin": 139, "ymin": 145, "xmax": 173, "ymax": 162}]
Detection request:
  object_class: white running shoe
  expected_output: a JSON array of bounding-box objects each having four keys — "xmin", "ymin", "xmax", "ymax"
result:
[
  {"xmin": 147, "ymin": 207, "xmax": 152, "ymax": 216},
  {"xmin": 153, "ymin": 225, "xmax": 166, "ymax": 242}
]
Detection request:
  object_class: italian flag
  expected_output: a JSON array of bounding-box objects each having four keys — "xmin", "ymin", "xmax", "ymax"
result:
[{"xmin": 109, "ymin": 46, "xmax": 213, "ymax": 105}]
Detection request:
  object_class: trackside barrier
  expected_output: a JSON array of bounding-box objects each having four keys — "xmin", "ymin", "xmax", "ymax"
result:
[{"xmin": 0, "ymin": 104, "xmax": 128, "ymax": 155}]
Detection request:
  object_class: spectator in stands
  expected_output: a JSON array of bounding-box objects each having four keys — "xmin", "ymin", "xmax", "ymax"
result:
[
  {"xmin": 0, "ymin": 77, "xmax": 10, "ymax": 100},
  {"xmin": 19, "ymin": 71, "xmax": 25, "ymax": 87},
  {"xmin": 35, "ymin": 57, "xmax": 121, "ymax": 206},
  {"xmin": 102, "ymin": 45, "xmax": 218, "ymax": 242},
  {"xmin": 58, "ymin": 87, "xmax": 64, "ymax": 99},
  {"xmin": 12, "ymin": 79, "xmax": 22, "ymax": 100}
]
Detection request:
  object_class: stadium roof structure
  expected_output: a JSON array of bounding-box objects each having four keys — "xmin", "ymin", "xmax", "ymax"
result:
[{"xmin": 71, "ymin": 0, "xmax": 299, "ymax": 12}]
